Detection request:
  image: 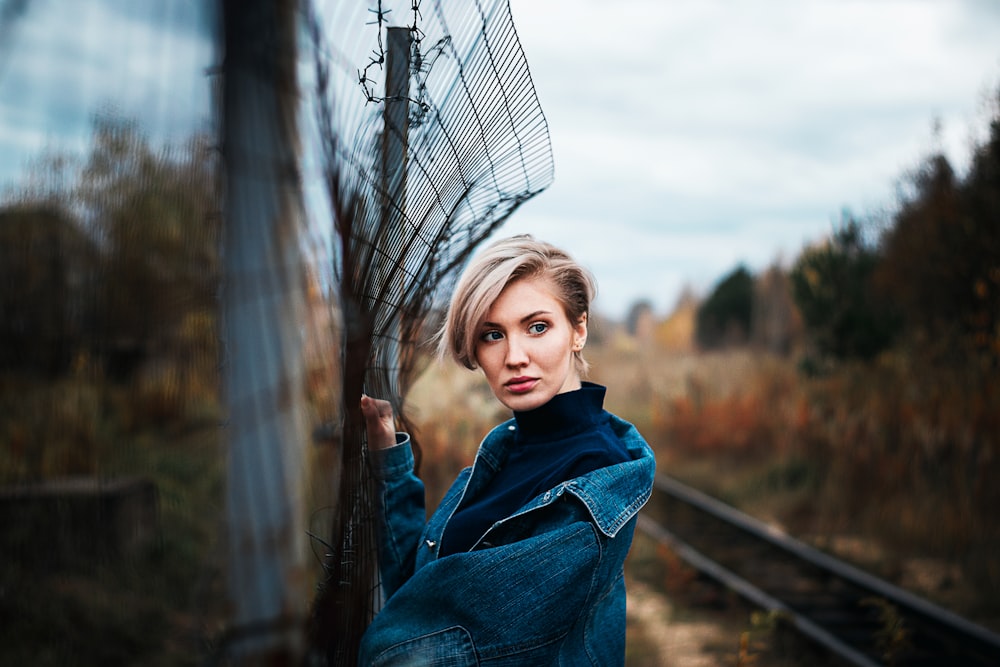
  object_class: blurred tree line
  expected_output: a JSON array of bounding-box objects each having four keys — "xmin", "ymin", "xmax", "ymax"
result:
[
  {"xmin": 694, "ymin": 88, "xmax": 1000, "ymax": 368},
  {"xmin": 0, "ymin": 118, "xmax": 227, "ymax": 665},
  {"xmin": 692, "ymin": 262, "xmax": 800, "ymax": 355},
  {"xmin": 0, "ymin": 116, "xmax": 219, "ymax": 407}
]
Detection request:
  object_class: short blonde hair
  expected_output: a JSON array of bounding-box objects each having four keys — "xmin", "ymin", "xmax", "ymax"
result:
[{"xmin": 438, "ymin": 234, "xmax": 596, "ymax": 375}]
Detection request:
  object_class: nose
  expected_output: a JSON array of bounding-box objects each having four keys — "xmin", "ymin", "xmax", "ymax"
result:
[{"xmin": 505, "ymin": 334, "xmax": 529, "ymax": 367}]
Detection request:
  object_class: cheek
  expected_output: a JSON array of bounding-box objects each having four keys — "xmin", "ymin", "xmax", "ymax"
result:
[
  {"xmin": 475, "ymin": 346, "xmax": 503, "ymax": 381},
  {"xmin": 539, "ymin": 337, "xmax": 574, "ymax": 368}
]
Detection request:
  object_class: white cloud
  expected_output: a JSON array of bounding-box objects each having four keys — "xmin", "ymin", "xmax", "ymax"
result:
[
  {"xmin": 0, "ymin": 1, "xmax": 213, "ymax": 189},
  {"xmin": 505, "ymin": 0, "xmax": 1000, "ymax": 318},
  {"xmin": 2, "ymin": 0, "xmax": 997, "ymax": 322}
]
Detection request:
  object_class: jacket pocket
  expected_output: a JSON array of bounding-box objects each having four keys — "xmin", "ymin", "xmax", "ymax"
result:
[{"xmin": 370, "ymin": 626, "xmax": 478, "ymax": 666}]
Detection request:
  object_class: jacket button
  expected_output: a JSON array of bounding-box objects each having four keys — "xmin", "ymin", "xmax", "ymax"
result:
[{"xmin": 425, "ymin": 540, "xmax": 436, "ymax": 548}]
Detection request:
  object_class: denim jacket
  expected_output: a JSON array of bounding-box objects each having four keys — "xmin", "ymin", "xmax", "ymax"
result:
[{"xmin": 358, "ymin": 411, "xmax": 655, "ymax": 666}]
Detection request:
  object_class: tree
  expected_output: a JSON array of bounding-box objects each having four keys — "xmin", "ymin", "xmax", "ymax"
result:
[
  {"xmin": 751, "ymin": 263, "xmax": 801, "ymax": 355},
  {"xmin": 961, "ymin": 95, "xmax": 1000, "ymax": 358},
  {"xmin": 791, "ymin": 214, "xmax": 899, "ymax": 363},
  {"xmin": 77, "ymin": 117, "xmax": 219, "ymax": 377},
  {"xmin": 0, "ymin": 116, "xmax": 220, "ymax": 379},
  {"xmin": 875, "ymin": 94, "xmax": 1000, "ymax": 361},
  {"xmin": 624, "ymin": 299, "xmax": 654, "ymax": 339},
  {"xmin": 875, "ymin": 156, "xmax": 965, "ymax": 337},
  {"xmin": 696, "ymin": 265, "xmax": 753, "ymax": 349},
  {"xmin": 0, "ymin": 204, "xmax": 98, "ymax": 375}
]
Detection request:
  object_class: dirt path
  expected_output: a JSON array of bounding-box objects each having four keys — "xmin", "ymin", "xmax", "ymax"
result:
[{"xmin": 626, "ymin": 578, "xmax": 745, "ymax": 667}]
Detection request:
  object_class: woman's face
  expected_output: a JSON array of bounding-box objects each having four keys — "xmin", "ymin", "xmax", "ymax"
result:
[{"xmin": 474, "ymin": 276, "xmax": 587, "ymax": 412}]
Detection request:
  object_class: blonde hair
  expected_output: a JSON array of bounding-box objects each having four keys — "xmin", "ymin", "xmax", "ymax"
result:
[{"xmin": 437, "ymin": 234, "xmax": 596, "ymax": 375}]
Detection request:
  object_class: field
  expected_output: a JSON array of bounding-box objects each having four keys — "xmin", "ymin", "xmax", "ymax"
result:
[
  {"xmin": 407, "ymin": 338, "xmax": 1000, "ymax": 663},
  {"xmin": 2, "ymin": 331, "xmax": 997, "ymax": 665},
  {"xmin": 0, "ymin": 360, "xmax": 229, "ymax": 666}
]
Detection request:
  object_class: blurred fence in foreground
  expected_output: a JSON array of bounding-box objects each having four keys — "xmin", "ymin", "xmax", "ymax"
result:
[{"xmin": 0, "ymin": 0, "xmax": 552, "ymax": 663}]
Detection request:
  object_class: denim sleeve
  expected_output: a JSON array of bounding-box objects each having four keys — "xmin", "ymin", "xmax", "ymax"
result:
[
  {"xmin": 359, "ymin": 518, "xmax": 606, "ymax": 665},
  {"xmin": 369, "ymin": 435, "xmax": 427, "ymax": 597}
]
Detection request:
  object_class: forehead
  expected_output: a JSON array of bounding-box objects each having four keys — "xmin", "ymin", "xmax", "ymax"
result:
[{"xmin": 483, "ymin": 277, "xmax": 563, "ymax": 323}]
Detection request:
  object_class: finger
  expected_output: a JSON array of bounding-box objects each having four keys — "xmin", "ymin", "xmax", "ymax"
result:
[
  {"xmin": 361, "ymin": 396, "xmax": 398, "ymax": 450},
  {"xmin": 361, "ymin": 395, "xmax": 394, "ymax": 421}
]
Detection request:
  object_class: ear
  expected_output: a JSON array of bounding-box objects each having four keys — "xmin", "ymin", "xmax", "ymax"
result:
[{"xmin": 572, "ymin": 312, "xmax": 588, "ymax": 351}]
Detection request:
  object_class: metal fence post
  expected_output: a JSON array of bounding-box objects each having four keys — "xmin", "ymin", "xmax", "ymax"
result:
[{"xmin": 220, "ymin": 0, "xmax": 309, "ymax": 661}]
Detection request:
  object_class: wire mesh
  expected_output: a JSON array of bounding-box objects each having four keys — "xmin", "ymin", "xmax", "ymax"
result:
[
  {"xmin": 0, "ymin": 0, "xmax": 552, "ymax": 663},
  {"xmin": 0, "ymin": 2, "xmax": 226, "ymax": 665},
  {"xmin": 303, "ymin": 1, "xmax": 553, "ymax": 662}
]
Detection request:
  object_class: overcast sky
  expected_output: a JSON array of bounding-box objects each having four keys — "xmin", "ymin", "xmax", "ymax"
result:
[
  {"xmin": 1, "ymin": 1, "xmax": 998, "ymax": 320},
  {"xmin": 0, "ymin": 2, "xmax": 213, "ymax": 190},
  {"xmin": 504, "ymin": 0, "xmax": 1000, "ymax": 318}
]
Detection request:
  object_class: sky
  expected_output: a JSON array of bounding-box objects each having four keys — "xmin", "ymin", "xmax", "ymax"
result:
[
  {"xmin": 504, "ymin": 0, "xmax": 1000, "ymax": 318},
  {"xmin": 0, "ymin": 1, "xmax": 214, "ymax": 191},
  {"xmin": 1, "ymin": 1, "xmax": 998, "ymax": 320}
]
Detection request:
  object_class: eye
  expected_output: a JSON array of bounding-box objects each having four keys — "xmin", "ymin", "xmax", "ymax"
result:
[
  {"xmin": 480, "ymin": 329, "xmax": 504, "ymax": 343},
  {"xmin": 528, "ymin": 321, "xmax": 548, "ymax": 335}
]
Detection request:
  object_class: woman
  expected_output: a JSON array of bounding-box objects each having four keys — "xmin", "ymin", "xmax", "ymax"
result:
[{"xmin": 358, "ymin": 235, "xmax": 656, "ymax": 666}]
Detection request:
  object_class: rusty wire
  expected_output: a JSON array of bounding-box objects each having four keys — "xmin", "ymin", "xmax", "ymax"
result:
[{"xmin": 302, "ymin": 0, "xmax": 553, "ymax": 663}]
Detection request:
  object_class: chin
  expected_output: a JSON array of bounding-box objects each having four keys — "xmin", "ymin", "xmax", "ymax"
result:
[{"xmin": 497, "ymin": 389, "xmax": 553, "ymax": 413}]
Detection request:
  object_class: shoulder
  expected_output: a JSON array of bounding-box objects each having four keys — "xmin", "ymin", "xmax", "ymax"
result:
[
  {"xmin": 605, "ymin": 412, "xmax": 653, "ymax": 458},
  {"xmin": 562, "ymin": 413, "xmax": 655, "ymax": 537},
  {"xmin": 475, "ymin": 418, "xmax": 518, "ymax": 469},
  {"xmin": 565, "ymin": 420, "xmax": 631, "ymax": 474}
]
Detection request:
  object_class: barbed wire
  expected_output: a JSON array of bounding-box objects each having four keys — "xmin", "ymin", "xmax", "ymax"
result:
[
  {"xmin": 305, "ymin": 0, "xmax": 555, "ymax": 660},
  {"xmin": 357, "ymin": 0, "xmax": 428, "ymax": 115}
]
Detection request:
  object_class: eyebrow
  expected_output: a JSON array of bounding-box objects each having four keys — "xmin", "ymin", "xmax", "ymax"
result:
[{"xmin": 481, "ymin": 310, "xmax": 553, "ymax": 329}]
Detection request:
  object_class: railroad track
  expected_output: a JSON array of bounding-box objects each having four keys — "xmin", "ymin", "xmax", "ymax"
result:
[{"xmin": 637, "ymin": 474, "xmax": 1000, "ymax": 667}]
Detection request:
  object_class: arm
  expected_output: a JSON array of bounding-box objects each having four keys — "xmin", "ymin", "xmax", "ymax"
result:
[
  {"xmin": 359, "ymin": 514, "xmax": 608, "ymax": 665},
  {"xmin": 362, "ymin": 396, "xmax": 427, "ymax": 595},
  {"xmin": 368, "ymin": 437, "xmax": 426, "ymax": 595}
]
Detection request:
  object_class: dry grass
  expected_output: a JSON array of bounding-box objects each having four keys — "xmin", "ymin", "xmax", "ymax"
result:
[
  {"xmin": 405, "ymin": 361, "xmax": 505, "ymax": 510},
  {"xmin": 407, "ymin": 339, "xmax": 1000, "ymax": 641},
  {"xmin": 5, "ymin": 326, "xmax": 995, "ymax": 664},
  {"xmin": 602, "ymin": 344, "xmax": 999, "ymax": 631},
  {"xmin": 0, "ymin": 365, "xmax": 227, "ymax": 666}
]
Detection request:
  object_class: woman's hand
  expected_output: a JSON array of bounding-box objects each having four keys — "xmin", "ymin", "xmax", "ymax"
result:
[{"xmin": 360, "ymin": 395, "xmax": 398, "ymax": 450}]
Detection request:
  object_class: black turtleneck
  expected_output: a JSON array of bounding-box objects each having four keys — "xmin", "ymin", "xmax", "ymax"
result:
[{"xmin": 439, "ymin": 383, "xmax": 631, "ymax": 556}]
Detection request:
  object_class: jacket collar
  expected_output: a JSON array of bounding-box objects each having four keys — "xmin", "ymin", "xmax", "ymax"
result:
[
  {"xmin": 512, "ymin": 383, "xmax": 606, "ymax": 445},
  {"xmin": 474, "ymin": 409, "xmax": 655, "ymax": 539}
]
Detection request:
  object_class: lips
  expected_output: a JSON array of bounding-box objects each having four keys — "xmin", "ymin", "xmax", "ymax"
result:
[{"xmin": 505, "ymin": 376, "xmax": 538, "ymax": 394}]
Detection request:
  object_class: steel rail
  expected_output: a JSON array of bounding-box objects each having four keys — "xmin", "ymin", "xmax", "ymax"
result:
[
  {"xmin": 638, "ymin": 474, "xmax": 1000, "ymax": 667},
  {"xmin": 636, "ymin": 513, "xmax": 881, "ymax": 667}
]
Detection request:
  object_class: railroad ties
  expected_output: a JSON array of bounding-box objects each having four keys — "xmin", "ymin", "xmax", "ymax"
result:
[{"xmin": 638, "ymin": 475, "xmax": 1000, "ymax": 667}]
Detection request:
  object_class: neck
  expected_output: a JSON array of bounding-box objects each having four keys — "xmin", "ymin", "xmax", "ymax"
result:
[{"xmin": 560, "ymin": 370, "xmax": 582, "ymax": 395}]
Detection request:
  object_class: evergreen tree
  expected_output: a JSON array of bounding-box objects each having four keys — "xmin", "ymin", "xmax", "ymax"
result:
[
  {"xmin": 696, "ymin": 265, "xmax": 754, "ymax": 349},
  {"xmin": 791, "ymin": 214, "xmax": 899, "ymax": 362}
]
